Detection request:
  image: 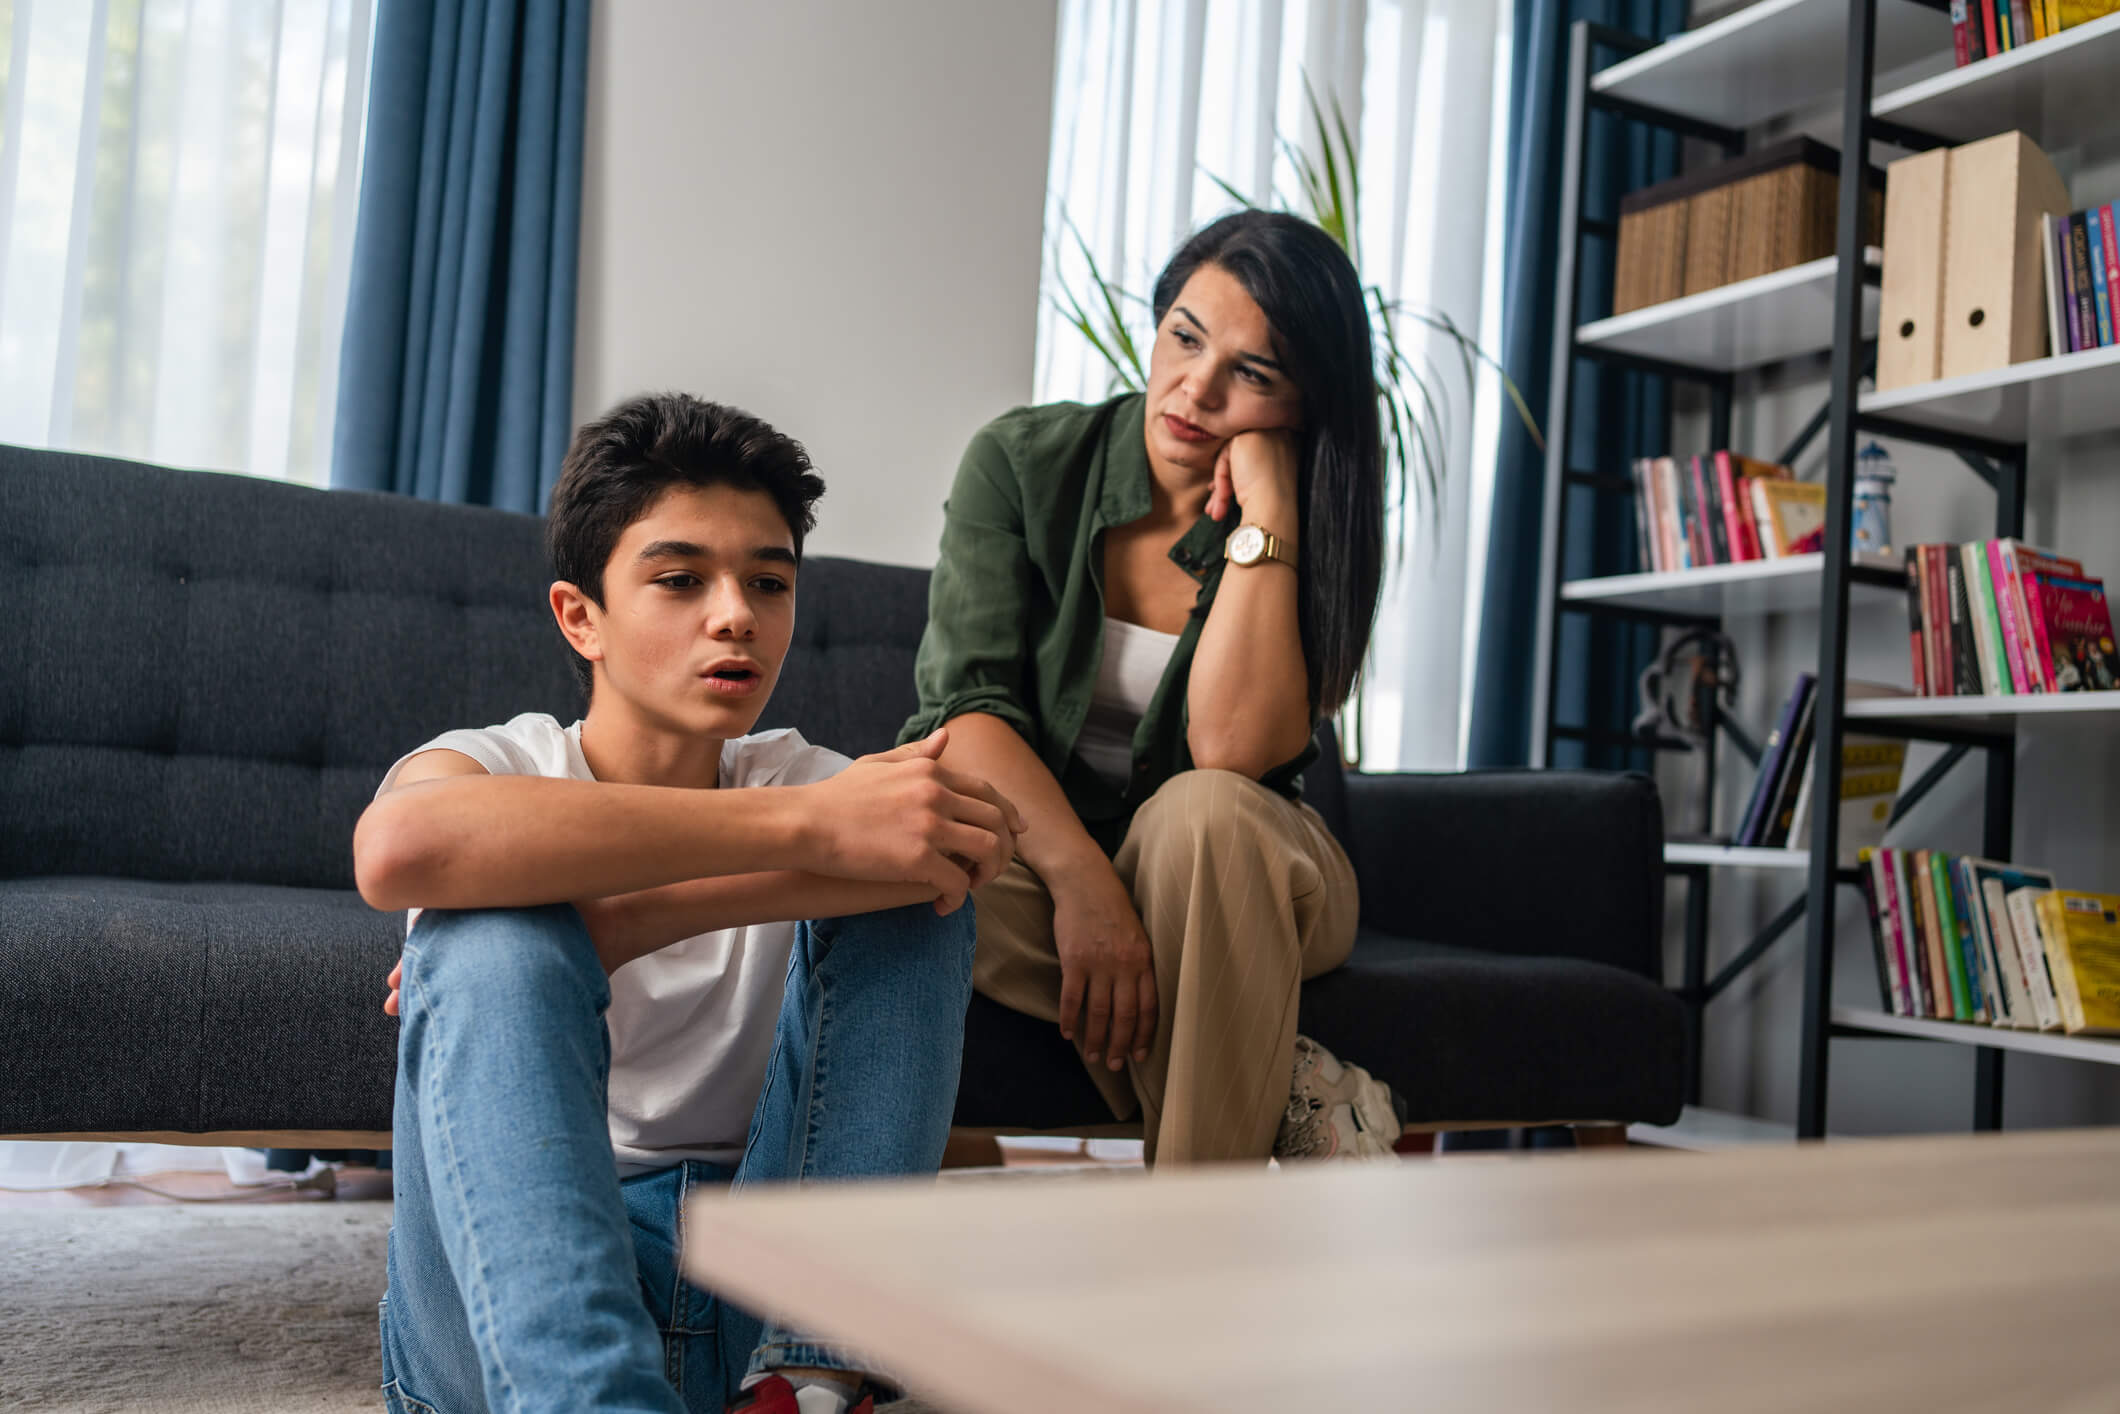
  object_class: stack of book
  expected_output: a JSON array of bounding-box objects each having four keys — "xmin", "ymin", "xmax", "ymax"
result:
[
  {"xmin": 1731, "ymin": 676, "xmax": 1907, "ymax": 859},
  {"xmin": 1901, "ymin": 541, "xmax": 2117, "ymax": 696},
  {"xmin": 1952, "ymin": 1, "xmax": 2116, "ymax": 65},
  {"xmin": 2043, "ymin": 204, "xmax": 2120, "ymax": 355},
  {"xmin": 1629, "ymin": 454, "xmax": 1822, "ymax": 573},
  {"xmin": 1858, "ymin": 851, "xmax": 2120, "ymax": 1035}
]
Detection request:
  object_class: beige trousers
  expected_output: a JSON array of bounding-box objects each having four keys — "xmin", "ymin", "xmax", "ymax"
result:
[{"xmin": 972, "ymin": 768, "xmax": 1359, "ymax": 1165}]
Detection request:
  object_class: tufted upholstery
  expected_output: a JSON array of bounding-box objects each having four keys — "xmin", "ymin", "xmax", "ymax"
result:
[{"xmin": 1, "ymin": 444, "xmax": 1684, "ymax": 1139}]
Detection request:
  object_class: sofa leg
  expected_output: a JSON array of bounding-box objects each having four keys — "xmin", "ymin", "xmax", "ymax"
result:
[{"xmin": 1573, "ymin": 1124, "xmax": 1629, "ymax": 1151}]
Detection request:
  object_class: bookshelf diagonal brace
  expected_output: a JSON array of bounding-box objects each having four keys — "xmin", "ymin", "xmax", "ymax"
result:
[
  {"xmin": 1885, "ymin": 743, "xmax": 1970, "ymax": 827},
  {"xmin": 1706, "ymin": 893, "xmax": 1810, "ymax": 1003}
]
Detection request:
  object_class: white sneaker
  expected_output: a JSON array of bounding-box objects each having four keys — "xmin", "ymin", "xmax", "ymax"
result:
[{"xmin": 1273, "ymin": 1035, "xmax": 1402, "ymax": 1161}]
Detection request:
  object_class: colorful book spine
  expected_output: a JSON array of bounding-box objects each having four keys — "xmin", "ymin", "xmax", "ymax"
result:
[
  {"xmin": 1632, "ymin": 460, "xmax": 1658, "ymax": 572},
  {"xmin": 2012, "ymin": 0, "xmax": 2034, "ymax": 43},
  {"xmin": 1946, "ymin": 554, "xmax": 1980, "ymax": 696},
  {"xmin": 2102, "ymin": 204, "xmax": 2120, "ymax": 345},
  {"xmin": 1691, "ymin": 455, "xmax": 1728, "ymax": 565},
  {"xmin": 2072, "ymin": 215, "xmax": 2098, "ymax": 351},
  {"xmin": 2090, "ymin": 206, "xmax": 2114, "ymax": 348},
  {"xmin": 1859, "ymin": 853, "xmax": 1895, "ymax": 1014},
  {"xmin": 1989, "ymin": 540, "xmax": 2032, "ymax": 692},
  {"xmin": 2060, "ymin": 211, "xmax": 2084, "ymax": 352},
  {"xmin": 1946, "ymin": 855, "xmax": 1988, "ymax": 1022},
  {"xmin": 1926, "ymin": 545, "xmax": 1954, "ymax": 695},
  {"xmin": 1967, "ymin": 542, "xmax": 2011, "ymax": 696},
  {"xmin": 1881, "ymin": 850, "xmax": 1917, "ymax": 1016},
  {"xmin": 1905, "ymin": 548, "xmax": 1928, "ymax": 696},
  {"xmin": 1930, "ymin": 851, "xmax": 1975, "ymax": 1020},
  {"xmin": 2007, "ymin": 888, "xmax": 2061, "ymax": 1031},
  {"xmin": 1713, "ymin": 452, "xmax": 1752, "ymax": 562},
  {"xmin": 1951, "ymin": 0, "xmax": 1973, "ymax": 62},
  {"xmin": 1995, "ymin": 541, "xmax": 2038, "ymax": 692},
  {"xmin": 1998, "ymin": 0, "xmax": 2014, "ymax": 46},
  {"xmin": 2037, "ymin": 574, "xmax": 2119, "ymax": 692}
]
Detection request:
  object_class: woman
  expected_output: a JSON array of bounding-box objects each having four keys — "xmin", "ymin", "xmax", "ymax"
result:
[{"xmin": 901, "ymin": 210, "xmax": 1397, "ymax": 1165}]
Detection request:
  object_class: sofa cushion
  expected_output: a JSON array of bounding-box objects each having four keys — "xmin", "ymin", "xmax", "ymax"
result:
[
  {"xmin": 1298, "ymin": 929, "xmax": 1686, "ymax": 1127},
  {"xmin": 0, "ymin": 878, "xmax": 402, "ymax": 1134},
  {"xmin": 954, "ymin": 927, "xmax": 1685, "ymax": 1132}
]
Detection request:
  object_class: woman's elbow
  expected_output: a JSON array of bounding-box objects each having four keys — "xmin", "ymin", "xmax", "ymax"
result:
[{"xmin": 1187, "ymin": 722, "xmax": 1314, "ymax": 781}]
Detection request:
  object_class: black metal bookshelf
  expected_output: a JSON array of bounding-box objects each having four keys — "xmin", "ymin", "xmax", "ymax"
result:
[{"xmin": 1522, "ymin": 0, "xmax": 2120, "ymax": 1140}]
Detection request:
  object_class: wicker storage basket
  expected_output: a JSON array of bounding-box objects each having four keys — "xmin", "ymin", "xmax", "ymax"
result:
[{"xmin": 1613, "ymin": 137, "xmax": 1883, "ymax": 316}]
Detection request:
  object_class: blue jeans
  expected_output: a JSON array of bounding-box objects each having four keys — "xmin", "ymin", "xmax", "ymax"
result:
[{"xmin": 378, "ymin": 901, "xmax": 975, "ymax": 1414}]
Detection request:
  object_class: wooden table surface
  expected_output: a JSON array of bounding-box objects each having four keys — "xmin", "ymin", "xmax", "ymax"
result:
[{"xmin": 683, "ymin": 1129, "xmax": 2120, "ymax": 1413}]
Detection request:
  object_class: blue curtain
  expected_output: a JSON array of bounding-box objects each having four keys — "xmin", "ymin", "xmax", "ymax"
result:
[
  {"xmin": 330, "ymin": 0, "xmax": 591, "ymax": 513},
  {"xmin": 1466, "ymin": 0, "xmax": 1686, "ymax": 770}
]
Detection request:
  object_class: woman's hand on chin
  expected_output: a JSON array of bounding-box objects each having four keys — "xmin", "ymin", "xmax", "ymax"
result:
[{"xmin": 1207, "ymin": 427, "xmax": 1301, "ymax": 525}]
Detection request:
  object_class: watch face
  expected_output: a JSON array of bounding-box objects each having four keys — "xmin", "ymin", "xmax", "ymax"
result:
[{"xmin": 1229, "ymin": 525, "xmax": 1265, "ymax": 565}]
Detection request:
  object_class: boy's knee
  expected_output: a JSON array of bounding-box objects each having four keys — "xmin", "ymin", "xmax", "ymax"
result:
[{"xmin": 405, "ymin": 904, "xmax": 605, "ymax": 1009}]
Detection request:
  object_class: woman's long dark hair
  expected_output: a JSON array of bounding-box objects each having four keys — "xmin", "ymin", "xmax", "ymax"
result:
[{"xmin": 1151, "ymin": 209, "xmax": 1384, "ymax": 714}]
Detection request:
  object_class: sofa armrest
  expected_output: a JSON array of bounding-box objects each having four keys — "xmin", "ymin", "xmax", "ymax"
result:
[{"xmin": 1341, "ymin": 768, "xmax": 1664, "ymax": 979}]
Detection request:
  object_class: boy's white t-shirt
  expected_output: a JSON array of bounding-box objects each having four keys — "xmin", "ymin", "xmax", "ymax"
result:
[{"xmin": 376, "ymin": 711, "xmax": 852, "ymax": 1172}]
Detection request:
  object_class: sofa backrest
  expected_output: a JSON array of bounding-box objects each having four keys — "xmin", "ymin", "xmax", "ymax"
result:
[{"xmin": 0, "ymin": 447, "xmax": 938, "ymax": 890}]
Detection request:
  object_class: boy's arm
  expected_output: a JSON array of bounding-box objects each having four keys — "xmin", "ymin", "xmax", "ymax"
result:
[
  {"xmin": 354, "ymin": 728, "xmax": 1024, "ymax": 915},
  {"xmin": 585, "ymin": 872, "xmax": 942, "ymax": 973}
]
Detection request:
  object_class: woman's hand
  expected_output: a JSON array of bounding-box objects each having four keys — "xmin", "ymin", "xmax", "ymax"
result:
[
  {"xmin": 1206, "ymin": 427, "xmax": 1302, "ymax": 525},
  {"xmin": 1049, "ymin": 861, "xmax": 1160, "ymax": 1069}
]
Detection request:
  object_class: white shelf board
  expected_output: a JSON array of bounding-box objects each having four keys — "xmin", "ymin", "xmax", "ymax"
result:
[
  {"xmin": 1834, "ymin": 1007, "xmax": 2120, "ymax": 1066},
  {"xmin": 1627, "ymin": 1105, "xmax": 1801, "ymax": 1149},
  {"xmin": 1665, "ymin": 843, "xmax": 1811, "ymax": 871},
  {"xmin": 1590, "ymin": 0, "xmax": 1953, "ymax": 131},
  {"xmin": 1846, "ymin": 691, "xmax": 2120, "ymax": 730},
  {"xmin": 1578, "ymin": 251, "xmax": 1882, "ymax": 373},
  {"xmin": 1561, "ymin": 551, "xmax": 1903, "ymax": 618},
  {"xmin": 1860, "ymin": 342, "xmax": 2120, "ymax": 443},
  {"xmin": 1871, "ymin": 12, "xmax": 2120, "ymax": 150}
]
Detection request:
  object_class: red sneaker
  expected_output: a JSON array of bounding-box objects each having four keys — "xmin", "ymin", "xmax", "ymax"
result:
[{"xmin": 728, "ymin": 1374, "xmax": 876, "ymax": 1414}]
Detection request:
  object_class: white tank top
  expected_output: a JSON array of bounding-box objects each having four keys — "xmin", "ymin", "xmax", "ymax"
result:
[{"xmin": 1074, "ymin": 616, "xmax": 1182, "ymax": 789}]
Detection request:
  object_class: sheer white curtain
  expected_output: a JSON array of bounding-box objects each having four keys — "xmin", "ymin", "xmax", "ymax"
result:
[
  {"xmin": 0, "ymin": 0, "xmax": 372, "ymax": 1196},
  {"xmin": 0, "ymin": 0, "xmax": 373, "ymax": 484},
  {"xmin": 1038, "ymin": 0, "xmax": 1512, "ymax": 769}
]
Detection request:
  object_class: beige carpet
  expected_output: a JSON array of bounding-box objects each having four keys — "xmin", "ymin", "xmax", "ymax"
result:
[{"xmin": 0, "ymin": 1201, "xmax": 391, "ymax": 1413}]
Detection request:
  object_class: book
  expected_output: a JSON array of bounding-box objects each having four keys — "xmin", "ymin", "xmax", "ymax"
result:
[
  {"xmin": 2036, "ymin": 893, "xmax": 2120, "ymax": 1035},
  {"xmin": 2014, "ymin": 546, "xmax": 2087, "ymax": 690},
  {"xmin": 1961, "ymin": 543, "xmax": 2006, "ymax": 696},
  {"xmin": 1911, "ymin": 850, "xmax": 1952, "ymax": 1018},
  {"xmin": 2103, "ymin": 203, "xmax": 2120, "ymax": 344},
  {"xmin": 1755, "ymin": 480, "xmax": 1827, "ymax": 558},
  {"xmin": 1944, "ymin": 854, "xmax": 1989, "ymax": 1021},
  {"xmin": 2086, "ymin": 205, "xmax": 2103, "ymax": 347},
  {"xmin": 2059, "ymin": 208, "xmax": 2086, "ymax": 352},
  {"xmin": 1945, "ymin": 552, "xmax": 1981, "ymax": 696},
  {"xmin": 1712, "ymin": 452, "xmax": 1750, "ymax": 563},
  {"xmin": 1990, "ymin": 540, "xmax": 2034, "ymax": 692},
  {"xmin": 1872, "ymin": 850, "xmax": 1913, "ymax": 1015},
  {"xmin": 1631, "ymin": 459, "xmax": 1659, "ymax": 572},
  {"xmin": 1968, "ymin": 859, "xmax": 2057, "ymax": 1028},
  {"xmin": 1928, "ymin": 851, "xmax": 1975, "ymax": 1020},
  {"xmin": 2013, "ymin": 0, "xmax": 2035, "ymax": 43},
  {"xmin": 1858, "ymin": 852, "xmax": 1896, "ymax": 1013},
  {"xmin": 1951, "ymin": 0, "xmax": 1972, "ymax": 64},
  {"xmin": 1657, "ymin": 457, "xmax": 1688, "ymax": 571},
  {"xmin": 2007, "ymin": 887, "xmax": 2063, "ymax": 1031},
  {"xmin": 1905, "ymin": 548, "xmax": 1928, "ymax": 696},
  {"xmin": 1925, "ymin": 544, "xmax": 1954, "ymax": 694},
  {"xmin": 1760, "ymin": 684, "xmax": 1820, "ymax": 849},
  {"xmin": 1999, "ymin": 0, "xmax": 2016, "ymax": 44},
  {"xmin": 2042, "ymin": 212, "xmax": 2069, "ymax": 357},
  {"xmin": 1957, "ymin": 857, "xmax": 2016, "ymax": 1026},
  {"xmin": 1983, "ymin": 0, "xmax": 2001, "ymax": 52},
  {"xmin": 1737, "ymin": 674, "xmax": 1815, "ymax": 848},
  {"xmin": 1900, "ymin": 849, "xmax": 1939, "ymax": 1016},
  {"xmin": 1692, "ymin": 455, "xmax": 1729, "ymax": 564},
  {"xmin": 2071, "ymin": 214, "xmax": 2097, "ymax": 350},
  {"xmin": 1787, "ymin": 715, "xmax": 1908, "ymax": 865},
  {"xmin": 2034, "ymin": 573, "xmax": 2119, "ymax": 692}
]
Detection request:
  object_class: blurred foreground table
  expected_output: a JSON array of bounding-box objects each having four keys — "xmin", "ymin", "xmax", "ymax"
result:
[{"xmin": 684, "ymin": 1129, "xmax": 2120, "ymax": 1413}]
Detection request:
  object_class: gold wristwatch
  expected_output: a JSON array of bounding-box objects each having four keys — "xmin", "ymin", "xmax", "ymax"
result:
[{"xmin": 1224, "ymin": 522, "xmax": 1297, "ymax": 570}]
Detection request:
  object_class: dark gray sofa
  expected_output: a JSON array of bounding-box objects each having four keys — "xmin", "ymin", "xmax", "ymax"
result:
[{"xmin": 0, "ymin": 445, "xmax": 1684, "ymax": 1144}]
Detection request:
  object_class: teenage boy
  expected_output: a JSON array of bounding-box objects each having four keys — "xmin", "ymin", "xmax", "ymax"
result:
[{"xmin": 354, "ymin": 393, "xmax": 1023, "ymax": 1414}]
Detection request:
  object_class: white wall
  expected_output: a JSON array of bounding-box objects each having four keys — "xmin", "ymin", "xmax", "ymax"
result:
[
  {"xmin": 574, "ymin": 0, "xmax": 1058, "ymax": 568},
  {"xmin": 1663, "ymin": 131, "xmax": 2120, "ymax": 1135}
]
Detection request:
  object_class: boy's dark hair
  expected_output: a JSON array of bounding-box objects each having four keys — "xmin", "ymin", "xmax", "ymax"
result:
[{"xmin": 547, "ymin": 393, "xmax": 825, "ymax": 695}]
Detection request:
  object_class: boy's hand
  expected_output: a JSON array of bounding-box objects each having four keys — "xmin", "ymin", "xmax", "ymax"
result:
[{"xmin": 801, "ymin": 728, "xmax": 1027, "ymax": 913}]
